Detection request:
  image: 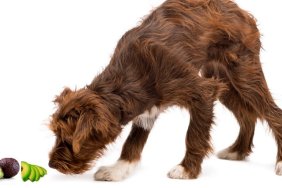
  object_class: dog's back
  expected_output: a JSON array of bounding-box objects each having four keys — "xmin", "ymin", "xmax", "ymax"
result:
[{"xmin": 121, "ymin": 0, "xmax": 260, "ymax": 71}]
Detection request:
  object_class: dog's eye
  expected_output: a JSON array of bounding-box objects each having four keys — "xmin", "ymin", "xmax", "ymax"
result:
[
  {"xmin": 71, "ymin": 109, "xmax": 80, "ymax": 118},
  {"xmin": 64, "ymin": 141, "xmax": 73, "ymax": 150},
  {"xmin": 61, "ymin": 115, "xmax": 69, "ymax": 122}
]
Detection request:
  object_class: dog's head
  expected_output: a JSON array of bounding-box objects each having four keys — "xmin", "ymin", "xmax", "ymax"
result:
[{"xmin": 48, "ymin": 88, "xmax": 121, "ymax": 174}]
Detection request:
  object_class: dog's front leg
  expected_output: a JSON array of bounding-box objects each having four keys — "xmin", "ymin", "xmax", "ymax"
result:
[
  {"xmin": 167, "ymin": 97, "xmax": 214, "ymax": 179},
  {"xmin": 94, "ymin": 115, "xmax": 157, "ymax": 181},
  {"xmin": 165, "ymin": 77, "xmax": 220, "ymax": 179}
]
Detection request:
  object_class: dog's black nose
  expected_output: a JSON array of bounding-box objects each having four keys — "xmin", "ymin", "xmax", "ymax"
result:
[{"xmin": 48, "ymin": 160, "xmax": 56, "ymax": 168}]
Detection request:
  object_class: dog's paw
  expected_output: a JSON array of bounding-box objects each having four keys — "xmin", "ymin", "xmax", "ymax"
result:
[
  {"xmin": 217, "ymin": 148, "xmax": 244, "ymax": 160},
  {"xmin": 94, "ymin": 160, "xmax": 138, "ymax": 181},
  {"xmin": 167, "ymin": 165, "xmax": 191, "ymax": 179},
  {"xmin": 275, "ymin": 161, "xmax": 282, "ymax": 176}
]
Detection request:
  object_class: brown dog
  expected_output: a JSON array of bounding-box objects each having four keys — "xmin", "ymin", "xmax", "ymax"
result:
[{"xmin": 48, "ymin": 0, "xmax": 282, "ymax": 180}]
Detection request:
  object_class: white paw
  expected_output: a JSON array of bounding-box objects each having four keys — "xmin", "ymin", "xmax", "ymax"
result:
[
  {"xmin": 275, "ymin": 161, "xmax": 282, "ymax": 176},
  {"xmin": 217, "ymin": 148, "xmax": 243, "ymax": 160},
  {"xmin": 94, "ymin": 160, "xmax": 138, "ymax": 181},
  {"xmin": 167, "ymin": 165, "xmax": 190, "ymax": 179}
]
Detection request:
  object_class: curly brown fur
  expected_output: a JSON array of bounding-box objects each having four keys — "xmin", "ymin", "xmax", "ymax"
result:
[
  {"xmin": 49, "ymin": 88, "xmax": 122, "ymax": 174},
  {"xmin": 49, "ymin": 0, "xmax": 282, "ymax": 180}
]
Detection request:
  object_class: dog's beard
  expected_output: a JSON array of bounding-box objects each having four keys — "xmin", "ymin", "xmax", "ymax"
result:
[
  {"xmin": 49, "ymin": 149, "xmax": 103, "ymax": 174},
  {"xmin": 49, "ymin": 140, "xmax": 105, "ymax": 174},
  {"xmin": 53, "ymin": 160, "xmax": 91, "ymax": 174}
]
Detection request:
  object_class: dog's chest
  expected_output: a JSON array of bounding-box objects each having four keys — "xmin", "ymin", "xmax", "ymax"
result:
[{"xmin": 133, "ymin": 106, "xmax": 162, "ymax": 130}]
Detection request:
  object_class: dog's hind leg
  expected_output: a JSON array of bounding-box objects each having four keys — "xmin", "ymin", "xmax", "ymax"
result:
[
  {"xmin": 268, "ymin": 106, "xmax": 282, "ymax": 175},
  {"xmin": 205, "ymin": 54, "xmax": 282, "ymax": 175},
  {"xmin": 229, "ymin": 59, "xmax": 282, "ymax": 175},
  {"xmin": 202, "ymin": 62, "xmax": 258, "ymax": 160},
  {"xmin": 217, "ymin": 86, "xmax": 257, "ymax": 160},
  {"xmin": 245, "ymin": 63, "xmax": 282, "ymax": 175},
  {"xmin": 94, "ymin": 107, "xmax": 159, "ymax": 181}
]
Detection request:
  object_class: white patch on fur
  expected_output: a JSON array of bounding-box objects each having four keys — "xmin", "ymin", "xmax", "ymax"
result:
[
  {"xmin": 217, "ymin": 148, "xmax": 242, "ymax": 160},
  {"xmin": 275, "ymin": 161, "xmax": 282, "ymax": 176},
  {"xmin": 167, "ymin": 165, "xmax": 190, "ymax": 179},
  {"xmin": 94, "ymin": 160, "xmax": 138, "ymax": 181},
  {"xmin": 134, "ymin": 106, "xmax": 161, "ymax": 130}
]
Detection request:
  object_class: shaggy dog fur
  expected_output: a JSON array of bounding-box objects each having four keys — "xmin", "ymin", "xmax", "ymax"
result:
[{"xmin": 48, "ymin": 0, "xmax": 282, "ymax": 180}]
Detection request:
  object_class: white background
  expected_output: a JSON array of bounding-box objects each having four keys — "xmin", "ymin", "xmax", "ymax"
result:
[{"xmin": 0, "ymin": 0, "xmax": 282, "ymax": 187}]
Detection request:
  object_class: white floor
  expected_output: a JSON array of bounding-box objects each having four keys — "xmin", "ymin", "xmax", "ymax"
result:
[{"xmin": 1, "ymin": 0, "xmax": 282, "ymax": 187}]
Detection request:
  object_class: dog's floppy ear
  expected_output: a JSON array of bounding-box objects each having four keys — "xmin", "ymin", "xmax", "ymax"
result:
[
  {"xmin": 54, "ymin": 87, "xmax": 73, "ymax": 104},
  {"xmin": 72, "ymin": 110, "xmax": 109, "ymax": 154}
]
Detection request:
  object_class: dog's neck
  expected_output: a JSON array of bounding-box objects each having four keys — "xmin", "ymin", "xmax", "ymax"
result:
[{"xmin": 87, "ymin": 55, "xmax": 158, "ymax": 125}]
